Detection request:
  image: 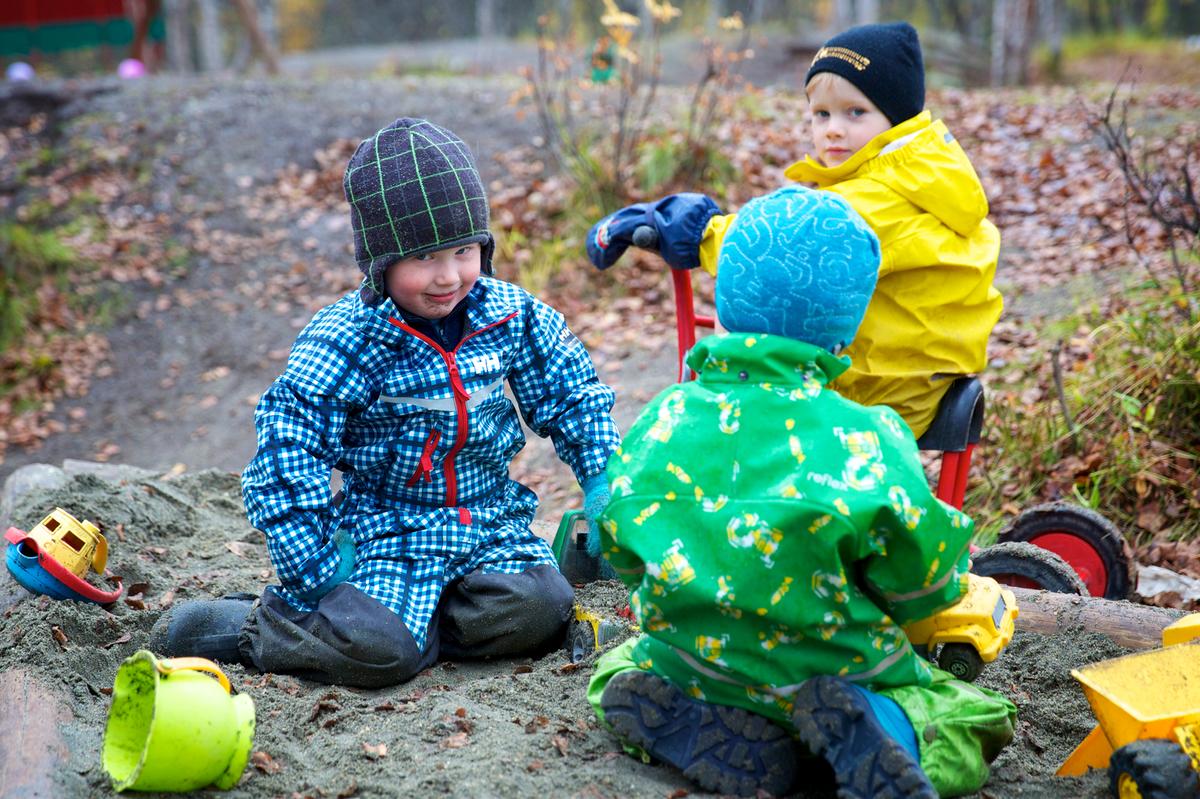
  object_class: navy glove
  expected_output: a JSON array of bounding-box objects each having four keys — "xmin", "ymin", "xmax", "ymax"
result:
[
  {"xmin": 292, "ymin": 527, "xmax": 356, "ymax": 604},
  {"xmin": 586, "ymin": 193, "xmax": 721, "ymax": 271},
  {"xmin": 581, "ymin": 472, "xmax": 611, "ymax": 559}
]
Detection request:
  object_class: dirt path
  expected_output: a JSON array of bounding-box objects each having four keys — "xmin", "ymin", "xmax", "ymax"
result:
[
  {"xmin": 2, "ymin": 35, "xmax": 793, "ymax": 516},
  {"xmin": 0, "ymin": 76, "xmax": 675, "ymax": 517}
]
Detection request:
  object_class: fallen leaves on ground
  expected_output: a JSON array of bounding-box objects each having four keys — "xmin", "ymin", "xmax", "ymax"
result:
[{"xmin": 2, "ymin": 76, "xmax": 1197, "ymax": 590}]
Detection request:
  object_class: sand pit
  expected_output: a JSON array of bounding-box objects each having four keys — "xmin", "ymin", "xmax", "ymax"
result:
[{"xmin": 1, "ymin": 469, "xmax": 1122, "ymax": 797}]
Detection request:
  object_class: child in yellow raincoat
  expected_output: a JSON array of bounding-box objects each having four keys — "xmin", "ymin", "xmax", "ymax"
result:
[{"xmin": 586, "ymin": 22, "xmax": 1003, "ymax": 438}]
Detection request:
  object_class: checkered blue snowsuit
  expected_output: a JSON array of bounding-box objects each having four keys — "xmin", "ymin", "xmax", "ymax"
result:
[{"xmin": 242, "ymin": 276, "xmax": 619, "ymax": 650}]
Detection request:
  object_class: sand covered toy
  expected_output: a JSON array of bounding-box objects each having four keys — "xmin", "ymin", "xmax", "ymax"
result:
[
  {"xmin": 103, "ymin": 650, "xmax": 256, "ymax": 792},
  {"xmin": 4, "ymin": 507, "xmax": 123, "ymax": 603}
]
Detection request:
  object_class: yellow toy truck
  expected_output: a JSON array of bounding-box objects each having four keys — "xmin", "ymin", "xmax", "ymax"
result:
[
  {"xmin": 1057, "ymin": 614, "xmax": 1200, "ymax": 798},
  {"xmin": 902, "ymin": 572, "xmax": 1019, "ymax": 682}
]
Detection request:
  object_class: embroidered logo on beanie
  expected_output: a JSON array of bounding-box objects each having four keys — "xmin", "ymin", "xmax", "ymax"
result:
[
  {"xmin": 715, "ymin": 186, "xmax": 880, "ymax": 353},
  {"xmin": 344, "ymin": 118, "xmax": 493, "ymax": 300},
  {"xmin": 805, "ymin": 21, "xmax": 925, "ymax": 127},
  {"xmin": 810, "ymin": 46, "xmax": 870, "ymax": 71}
]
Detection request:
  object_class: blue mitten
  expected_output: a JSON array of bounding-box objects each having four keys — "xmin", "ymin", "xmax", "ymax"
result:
[
  {"xmin": 581, "ymin": 472, "xmax": 611, "ymax": 558},
  {"xmin": 292, "ymin": 528, "xmax": 356, "ymax": 604},
  {"xmin": 586, "ymin": 193, "xmax": 721, "ymax": 271}
]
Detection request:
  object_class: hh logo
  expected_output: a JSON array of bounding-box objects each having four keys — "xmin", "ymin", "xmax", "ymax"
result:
[{"xmin": 466, "ymin": 353, "xmax": 502, "ymax": 373}]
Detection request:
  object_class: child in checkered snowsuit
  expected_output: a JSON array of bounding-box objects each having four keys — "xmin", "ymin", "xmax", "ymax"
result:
[
  {"xmin": 151, "ymin": 118, "xmax": 620, "ymax": 687},
  {"xmin": 589, "ymin": 186, "xmax": 1015, "ymax": 798}
]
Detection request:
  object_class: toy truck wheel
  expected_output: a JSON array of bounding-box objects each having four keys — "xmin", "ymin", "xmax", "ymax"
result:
[
  {"xmin": 1109, "ymin": 739, "xmax": 1199, "ymax": 799},
  {"xmin": 567, "ymin": 620, "xmax": 595, "ymax": 664},
  {"xmin": 971, "ymin": 541, "xmax": 1088, "ymax": 595},
  {"xmin": 998, "ymin": 502, "xmax": 1133, "ymax": 600},
  {"xmin": 937, "ymin": 643, "xmax": 984, "ymax": 682}
]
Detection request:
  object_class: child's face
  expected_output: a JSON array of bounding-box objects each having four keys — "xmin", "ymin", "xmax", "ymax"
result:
[
  {"xmin": 385, "ymin": 242, "xmax": 481, "ymax": 318},
  {"xmin": 806, "ymin": 73, "xmax": 892, "ymax": 167}
]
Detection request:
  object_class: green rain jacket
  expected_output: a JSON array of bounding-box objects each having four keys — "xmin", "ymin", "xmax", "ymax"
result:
[{"xmin": 599, "ymin": 333, "xmax": 975, "ymax": 721}]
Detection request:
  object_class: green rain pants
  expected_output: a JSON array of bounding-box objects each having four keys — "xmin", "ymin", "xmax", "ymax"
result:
[{"xmin": 588, "ymin": 637, "xmax": 1017, "ymax": 798}]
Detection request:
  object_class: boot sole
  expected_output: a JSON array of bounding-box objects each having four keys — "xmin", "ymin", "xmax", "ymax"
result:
[
  {"xmin": 792, "ymin": 676, "xmax": 937, "ymax": 799},
  {"xmin": 601, "ymin": 670, "xmax": 796, "ymax": 797}
]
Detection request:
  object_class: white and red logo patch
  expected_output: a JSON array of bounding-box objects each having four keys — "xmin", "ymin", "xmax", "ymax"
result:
[{"xmin": 595, "ymin": 218, "xmax": 613, "ymax": 250}]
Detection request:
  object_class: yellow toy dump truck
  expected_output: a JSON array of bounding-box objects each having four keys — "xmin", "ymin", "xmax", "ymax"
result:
[
  {"xmin": 903, "ymin": 572, "xmax": 1019, "ymax": 682},
  {"xmin": 1057, "ymin": 613, "xmax": 1200, "ymax": 798}
]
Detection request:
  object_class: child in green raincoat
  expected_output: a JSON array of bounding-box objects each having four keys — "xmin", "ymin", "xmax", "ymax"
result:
[{"xmin": 588, "ymin": 186, "xmax": 1016, "ymax": 798}]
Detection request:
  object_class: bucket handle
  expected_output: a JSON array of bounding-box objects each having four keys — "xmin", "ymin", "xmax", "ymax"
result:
[{"xmin": 154, "ymin": 657, "xmax": 233, "ymax": 693}]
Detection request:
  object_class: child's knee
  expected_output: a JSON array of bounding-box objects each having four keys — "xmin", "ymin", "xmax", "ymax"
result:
[
  {"xmin": 440, "ymin": 564, "xmax": 574, "ymax": 655},
  {"xmin": 247, "ymin": 584, "xmax": 434, "ymax": 687}
]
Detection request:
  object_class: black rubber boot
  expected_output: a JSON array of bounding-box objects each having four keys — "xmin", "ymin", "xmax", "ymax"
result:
[
  {"xmin": 791, "ymin": 676, "xmax": 937, "ymax": 799},
  {"xmin": 600, "ymin": 670, "xmax": 797, "ymax": 797},
  {"xmin": 149, "ymin": 594, "xmax": 256, "ymax": 664}
]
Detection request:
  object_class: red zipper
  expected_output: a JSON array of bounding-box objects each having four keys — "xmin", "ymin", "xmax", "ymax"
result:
[
  {"xmin": 406, "ymin": 429, "xmax": 442, "ymax": 487},
  {"xmin": 389, "ymin": 311, "xmax": 518, "ymax": 508}
]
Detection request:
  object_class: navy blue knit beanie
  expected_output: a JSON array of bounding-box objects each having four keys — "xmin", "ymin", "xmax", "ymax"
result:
[
  {"xmin": 805, "ymin": 22, "xmax": 925, "ymax": 127},
  {"xmin": 344, "ymin": 118, "xmax": 494, "ymax": 303},
  {"xmin": 715, "ymin": 186, "xmax": 880, "ymax": 353}
]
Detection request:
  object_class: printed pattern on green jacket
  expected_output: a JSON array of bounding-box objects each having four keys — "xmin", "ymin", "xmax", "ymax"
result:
[{"xmin": 600, "ymin": 333, "xmax": 974, "ymax": 720}]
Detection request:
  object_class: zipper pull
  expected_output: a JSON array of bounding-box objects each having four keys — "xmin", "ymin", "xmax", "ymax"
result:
[
  {"xmin": 445, "ymin": 352, "xmax": 471, "ymax": 403},
  {"xmin": 406, "ymin": 429, "xmax": 442, "ymax": 487}
]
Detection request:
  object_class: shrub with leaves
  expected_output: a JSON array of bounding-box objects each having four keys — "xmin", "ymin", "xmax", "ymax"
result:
[
  {"xmin": 971, "ymin": 285, "xmax": 1200, "ymax": 548},
  {"xmin": 511, "ymin": 0, "xmax": 750, "ymax": 214}
]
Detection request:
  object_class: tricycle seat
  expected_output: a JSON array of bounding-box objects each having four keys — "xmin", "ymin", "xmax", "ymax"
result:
[{"xmin": 916, "ymin": 376, "xmax": 984, "ymax": 453}]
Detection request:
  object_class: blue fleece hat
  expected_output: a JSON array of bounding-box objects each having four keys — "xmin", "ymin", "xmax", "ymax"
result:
[{"xmin": 715, "ymin": 186, "xmax": 881, "ymax": 353}]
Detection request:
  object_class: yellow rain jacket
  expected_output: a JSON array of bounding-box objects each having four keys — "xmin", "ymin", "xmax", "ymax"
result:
[{"xmin": 699, "ymin": 111, "xmax": 1003, "ymax": 437}]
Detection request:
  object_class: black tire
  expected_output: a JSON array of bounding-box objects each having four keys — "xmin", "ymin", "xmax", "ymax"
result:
[
  {"xmin": 998, "ymin": 502, "xmax": 1133, "ymax": 599},
  {"xmin": 567, "ymin": 620, "xmax": 595, "ymax": 664},
  {"xmin": 1109, "ymin": 739, "xmax": 1199, "ymax": 799},
  {"xmin": 937, "ymin": 643, "xmax": 984, "ymax": 682},
  {"xmin": 971, "ymin": 541, "xmax": 1089, "ymax": 595}
]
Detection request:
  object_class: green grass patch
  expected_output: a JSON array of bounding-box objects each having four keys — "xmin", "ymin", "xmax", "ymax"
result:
[
  {"xmin": 1059, "ymin": 32, "xmax": 1182, "ymax": 60},
  {"xmin": 0, "ymin": 222, "xmax": 80, "ymax": 353},
  {"xmin": 968, "ymin": 282, "xmax": 1200, "ymax": 546}
]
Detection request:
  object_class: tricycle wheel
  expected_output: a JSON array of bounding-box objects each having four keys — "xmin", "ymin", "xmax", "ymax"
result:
[
  {"xmin": 1109, "ymin": 739, "xmax": 1199, "ymax": 799},
  {"xmin": 937, "ymin": 643, "xmax": 983, "ymax": 682},
  {"xmin": 970, "ymin": 542, "xmax": 1088, "ymax": 595},
  {"xmin": 998, "ymin": 502, "xmax": 1133, "ymax": 600}
]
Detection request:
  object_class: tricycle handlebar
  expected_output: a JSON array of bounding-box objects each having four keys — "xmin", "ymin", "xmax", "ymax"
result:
[{"xmin": 632, "ymin": 225, "xmax": 658, "ymax": 250}]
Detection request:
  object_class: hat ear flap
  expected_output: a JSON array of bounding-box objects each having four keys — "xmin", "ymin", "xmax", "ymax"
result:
[{"xmin": 481, "ymin": 233, "xmax": 496, "ymax": 276}]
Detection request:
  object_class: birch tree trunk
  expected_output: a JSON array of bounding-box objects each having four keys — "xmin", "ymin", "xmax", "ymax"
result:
[
  {"xmin": 230, "ymin": 0, "xmax": 280, "ymax": 74},
  {"xmin": 163, "ymin": 0, "xmax": 193, "ymax": 72},
  {"xmin": 707, "ymin": 0, "xmax": 727, "ymax": 32},
  {"xmin": 747, "ymin": 0, "xmax": 765, "ymax": 27},
  {"xmin": 197, "ymin": 0, "xmax": 222, "ymax": 72},
  {"xmin": 1040, "ymin": 0, "xmax": 1064, "ymax": 80},
  {"xmin": 832, "ymin": 0, "xmax": 855, "ymax": 34},
  {"xmin": 991, "ymin": 0, "xmax": 1010, "ymax": 86},
  {"xmin": 477, "ymin": 0, "xmax": 497, "ymax": 39},
  {"xmin": 856, "ymin": 0, "xmax": 879, "ymax": 25}
]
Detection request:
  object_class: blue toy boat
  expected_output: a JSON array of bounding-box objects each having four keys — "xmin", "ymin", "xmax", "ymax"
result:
[{"xmin": 5, "ymin": 510, "xmax": 123, "ymax": 604}]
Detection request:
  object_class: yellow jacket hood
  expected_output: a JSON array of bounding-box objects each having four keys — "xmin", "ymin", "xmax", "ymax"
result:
[{"xmin": 784, "ymin": 111, "xmax": 989, "ymax": 238}]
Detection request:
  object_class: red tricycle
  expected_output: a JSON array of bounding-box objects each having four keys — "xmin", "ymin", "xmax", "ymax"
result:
[{"xmin": 554, "ymin": 225, "xmax": 1135, "ymax": 602}]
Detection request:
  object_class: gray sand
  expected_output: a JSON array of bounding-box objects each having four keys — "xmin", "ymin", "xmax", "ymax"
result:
[{"xmin": 1, "ymin": 470, "xmax": 1117, "ymax": 797}]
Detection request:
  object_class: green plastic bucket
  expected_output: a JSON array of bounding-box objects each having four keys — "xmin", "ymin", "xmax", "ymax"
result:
[{"xmin": 102, "ymin": 650, "xmax": 255, "ymax": 792}]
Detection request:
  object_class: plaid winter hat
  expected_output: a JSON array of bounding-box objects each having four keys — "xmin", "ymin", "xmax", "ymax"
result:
[
  {"xmin": 805, "ymin": 22, "xmax": 925, "ymax": 127},
  {"xmin": 715, "ymin": 186, "xmax": 880, "ymax": 353},
  {"xmin": 344, "ymin": 118, "xmax": 494, "ymax": 302}
]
